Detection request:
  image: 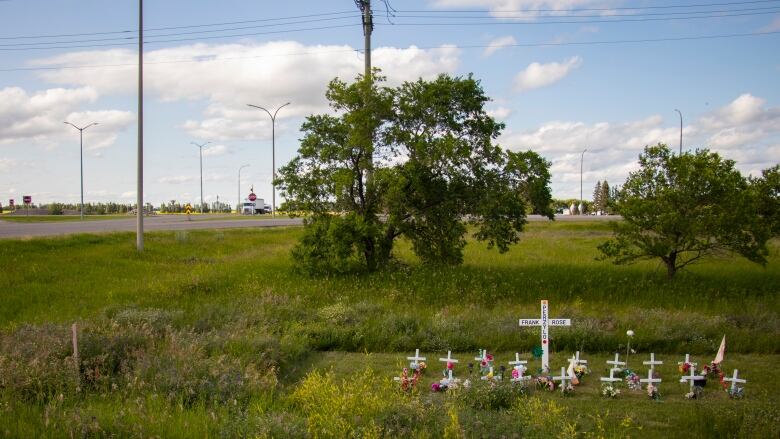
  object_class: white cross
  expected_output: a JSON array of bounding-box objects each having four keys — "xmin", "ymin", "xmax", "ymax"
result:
[
  {"xmin": 607, "ymin": 353, "xmax": 626, "ymax": 369},
  {"xmin": 572, "ymin": 351, "xmax": 587, "ymax": 366},
  {"xmin": 680, "ymin": 364, "xmax": 704, "ymax": 392},
  {"xmin": 508, "ymin": 353, "xmax": 531, "ymax": 383},
  {"xmin": 553, "ymin": 366, "xmax": 571, "ymax": 388},
  {"xmin": 723, "ymin": 369, "xmax": 747, "ymax": 393},
  {"xmin": 439, "ymin": 351, "xmax": 459, "ymax": 380},
  {"xmin": 640, "ymin": 368, "xmax": 661, "ymax": 388},
  {"xmin": 677, "ymin": 354, "xmax": 697, "ymax": 368},
  {"xmin": 519, "ymin": 300, "xmax": 571, "ymax": 372},
  {"xmin": 600, "ymin": 368, "xmax": 622, "ymax": 383},
  {"xmin": 643, "ymin": 353, "xmax": 663, "ymax": 373},
  {"xmin": 474, "ymin": 349, "xmax": 487, "ymax": 363},
  {"xmin": 407, "ymin": 349, "xmax": 426, "ymax": 369}
]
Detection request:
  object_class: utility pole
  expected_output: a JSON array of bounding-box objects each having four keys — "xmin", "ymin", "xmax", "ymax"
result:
[
  {"xmin": 674, "ymin": 109, "xmax": 683, "ymax": 155},
  {"xmin": 64, "ymin": 121, "xmax": 98, "ymax": 220},
  {"xmin": 580, "ymin": 149, "xmax": 587, "ymax": 215},
  {"xmin": 136, "ymin": 0, "xmax": 144, "ymax": 251},
  {"xmin": 247, "ymin": 103, "xmax": 290, "ymax": 218},
  {"xmin": 191, "ymin": 141, "xmax": 211, "ymax": 214},
  {"xmin": 238, "ymin": 164, "xmax": 249, "ymax": 214},
  {"xmin": 355, "ymin": 0, "xmax": 372, "ymax": 78}
]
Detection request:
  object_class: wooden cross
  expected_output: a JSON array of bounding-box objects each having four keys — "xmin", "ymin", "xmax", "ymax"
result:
[
  {"xmin": 509, "ymin": 353, "xmax": 530, "ymax": 383},
  {"xmin": 643, "ymin": 353, "xmax": 663, "ymax": 373},
  {"xmin": 475, "ymin": 349, "xmax": 496, "ymax": 380},
  {"xmin": 519, "ymin": 300, "xmax": 571, "ymax": 372},
  {"xmin": 408, "ymin": 349, "xmax": 426, "ymax": 370},
  {"xmin": 439, "ymin": 351, "xmax": 459, "ymax": 381},
  {"xmin": 640, "ymin": 368, "xmax": 661, "ymax": 388},
  {"xmin": 607, "ymin": 353, "xmax": 626, "ymax": 369},
  {"xmin": 572, "ymin": 351, "xmax": 587, "ymax": 366},
  {"xmin": 677, "ymin": 354, "xmax": 697, "ymax": 367},
  {"xmin": 723, "ymin": 369, "xmax": 747, "ymax": 393},
  {"xmin": 600, "ymin": 368, "xmax": 622, "ymax": 383},
  {"xmin": 553, "ymin": 367, "xmax": 571, "ymax": 388},
  {"xmin": 680, "ymin": 364, "xmax": 704, "ymax": 392}
]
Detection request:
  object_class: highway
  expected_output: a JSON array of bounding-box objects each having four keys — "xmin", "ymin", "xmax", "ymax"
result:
[{"xmin": 0, "ymin": 214, "xmax": 618, "ymax": 239}]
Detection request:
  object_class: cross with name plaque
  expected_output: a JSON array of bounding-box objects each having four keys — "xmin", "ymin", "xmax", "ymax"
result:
[{"xmin": 519, "ymin": 300, "xmax": 571, "ymax": 372}]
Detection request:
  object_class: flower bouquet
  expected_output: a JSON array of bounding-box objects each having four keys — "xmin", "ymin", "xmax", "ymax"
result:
[
  {"xmin": 560, "ymin": 383, "xmax": 575, "ymax": 396},
  {"xmin": 646, "ymin": 383, "xmax": 661, "ymax": 401},
  {"xmin": 601, "ymin": 383, "xmax": 620, "ymax": 398},
  {"xmin": 535, "ymin": 375, "xmax": 555, "ymax": 392},
  {"xmin": 685, "ymin": 387, "xmax": 703, "ymax": 400},
  {"xmin": 727, "ymin": 386, "xmax": 745, "ymax": 399},
  {"xmin": 623, "ymin": 369, "xmax": 641, "ymax": 391},
  {"xmin": 574, "ymin": 364, "xmax": 589, "ymax": 380}
]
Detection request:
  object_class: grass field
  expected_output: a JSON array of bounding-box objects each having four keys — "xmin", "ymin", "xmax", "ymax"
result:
[{"xmin": 1, "ymin": 222, "xmax": 778, "ymax": 437}]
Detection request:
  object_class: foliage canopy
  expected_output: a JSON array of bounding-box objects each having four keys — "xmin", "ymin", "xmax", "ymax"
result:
[
  {"xmin": 599, "ymin": 144, "xmax": 773, "ymax": 278},
  {"xmin": 278, "ymin": 73, "xmax": 552, "ymax": 274}
]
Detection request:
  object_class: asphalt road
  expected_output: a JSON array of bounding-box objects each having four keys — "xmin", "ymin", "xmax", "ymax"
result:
[{"xmin": 0, "ymin": 214, "xmax": 618, "ymax": 239}]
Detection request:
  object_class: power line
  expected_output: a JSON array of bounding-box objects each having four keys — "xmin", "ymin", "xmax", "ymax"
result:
[{"xmin": 1, "ymin": 30, "xmax": 777, "ymax": 73}]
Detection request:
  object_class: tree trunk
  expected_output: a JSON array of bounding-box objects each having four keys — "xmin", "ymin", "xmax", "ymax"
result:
[{"xmin": 665, "ymin": 252, "xmax": 677, "ymax": 279}]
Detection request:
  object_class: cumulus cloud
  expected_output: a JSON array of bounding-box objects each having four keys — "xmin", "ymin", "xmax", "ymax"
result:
[
  {"xmin": 487, "ymin": 106, "xmax": 513, "ymax": 119},
  {"xmin": 202, "ymin": 144, "xmax": 230, "ymax": 157},
  {"xmin": 483, "ymin": 36, "xmax": 517, "ymax": 56},
  {"xmin": 158, "ymin": 175, "xmax": 195, "ymax": 184},
  {"xmin": 32, "ymin": 41, "xmax": 461, "ymax": 141},
  {"xmin": 0, "ymin": 86, "xmax": 134, "ymax": 149},
  {"xmin": 513, "ymin": 56, "xmax": 582, "ymax": 91},
  {"xmin": 501, "ymin": 94, "xmax": 780, "ymax": 198}
]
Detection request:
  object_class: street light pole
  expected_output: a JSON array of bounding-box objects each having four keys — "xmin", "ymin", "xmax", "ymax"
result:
[
  {"xmin": 137, "ymin": 0, "xmax": 144, "ymax": 252},
  {"xmin": 64, "ymin": 122, "xmax": 98, "ymax": 220},
  {"xmin": 238, "ymin": 164, "xmax": 249, "ymax": 214},
  {"xmin": 247, "ymin": 102, "xmax": 290, "ymax": 218},
  {"xmin": 674, "ymin": 109, "xmax": 683, "ymax": 155},
  {"xmin": 580, "ymin": 148, "xmax": 588, "ymax": 215},
  {"xmin": 191, "ymin": 141, "xmax": 211, "ymax": 214}
]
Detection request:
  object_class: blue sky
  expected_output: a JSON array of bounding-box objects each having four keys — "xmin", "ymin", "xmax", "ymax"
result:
[{"xmin": 1, "ymin": 0, "xmax": 779, "ymax": 208}]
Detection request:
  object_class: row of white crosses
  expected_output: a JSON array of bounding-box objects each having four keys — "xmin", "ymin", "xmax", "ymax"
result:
[{"xmin": 600, "ymin": 353, "xmax": 626, "ymax": 383}]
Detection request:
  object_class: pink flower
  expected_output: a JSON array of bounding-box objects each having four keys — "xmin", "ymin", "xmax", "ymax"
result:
[
  {"xmin": 512, "ymin": 369, "xmax": 520, "ymax": 379},
  {"xmin": 481, "ymin": 360, "xmax": 488, "ymax": 367},
  {"xmin": 431, "ymin": 383, "xmax": 441, "ymax": 392},
  {"xmin": 486, "ymin": 354, "xmax": 494, "ymax": 362}
]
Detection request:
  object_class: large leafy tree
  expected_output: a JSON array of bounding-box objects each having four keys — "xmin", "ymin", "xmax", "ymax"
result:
[
  {"xmin": 598, "ymin": 144, "xmax": 771, "ymax": 279},
  {"xmin": 278, "ymin": 73, "xmax": 552, "ymax": 274}
]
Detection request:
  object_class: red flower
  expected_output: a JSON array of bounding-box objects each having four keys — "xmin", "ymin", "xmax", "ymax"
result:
[{"xmin": 486, "ymin": 354, "xmax": 494, "ymax": 362}]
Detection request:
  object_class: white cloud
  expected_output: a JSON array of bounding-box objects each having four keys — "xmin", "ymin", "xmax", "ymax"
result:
[
  {"xmin": 513, "ymin": 56, "xmax": 582, "ymax": 91},
  {"xmin": 501, "ymin": 94, "xmax": 780, "ymax": 198},
  {"xmin": 32, "ymin": 42, "xmax": 461, "ymax": 141},
  {"xmin": 158, "ymin": 175, "xmax": 195, "ymax": 184},
  {"xmin": 0, "ymin": 86, "xmax": 133, "ymax": 149},
  {"xmin": 0, "ymin": 158, "xmax": 17, "ymax": 172},
  {"xmin": 431, "ymin": 0, "xmax": 616, "ymax": 18},
  {"xmin": 202, "ymin": 144, "xmax": 229, "ymax": 157},
  {"xmin": 487, "ymin": 106, "xmax": 513, "ymax": 119},
  {"xmin": 483, "ymin": 36, "xmax": 517, "ymax": 56}
]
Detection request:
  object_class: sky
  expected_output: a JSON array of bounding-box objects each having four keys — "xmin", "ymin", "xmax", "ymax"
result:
[{"xmin": 0, "ymin": 0, "xmax": 779, "ymax": 208}]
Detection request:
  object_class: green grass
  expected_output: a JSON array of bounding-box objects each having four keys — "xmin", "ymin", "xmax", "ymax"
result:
[{"xmin": 0, "ymin": 222, "xmax": 778, "ymax": 437}]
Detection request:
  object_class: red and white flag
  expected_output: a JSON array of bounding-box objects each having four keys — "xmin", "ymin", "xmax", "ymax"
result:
[{"xmin": 713, "ymin": 335, "xmax": 726, "ymax": 365}]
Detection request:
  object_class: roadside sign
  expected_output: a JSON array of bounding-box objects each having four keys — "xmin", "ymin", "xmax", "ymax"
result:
[
  {"xmin": 248, "ymin": 193, "xmax": 257, "ymax": 201},
  {"xmin": 8, "ymin": 199, "xmax": 14, "ymax": 207},
  {"xmin": 23, "ymin": 195, "xmax": 31, "ymax": 204}
]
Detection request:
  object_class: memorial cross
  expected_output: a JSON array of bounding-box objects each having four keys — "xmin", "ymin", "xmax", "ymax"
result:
[
  {"xmin": 723, "ymin": 369, "xmax": 747, "ymax": 393},
  {"xmin": 519, "ymin": 300, "xmax": 571, "ymax": 372},
  {"xmin": 640, "ymin": 368, "xmax": 662, "ymax": 388},
  {"xmin": 553, "ymin": 366, "xmax": 571, "ymax": 388},
  {"xmin": 607, "ymin": 353, "xmax": 626, "ymax": 369},
  {"xmin": 509, "ymin": 353, "xmax": 531, "ymax": 383},
  {"xmin": 677, "ymin": 354, "xmax": 697, "ymax": 368},
  {"xmin": 643, "ymin": 353, "xmax": 663, "ymax": 374},
  {"xmin": 572, "ymin": 351, "xmax": 587, "ymax": 366},
  {"xmin": 439, "ymin": 351, "xmax": 459, "ymax": 381},
  {"xmin": 680, "ymin": 364, "xmax": 704, "ymax": 392},
  {"xmin": 408, "ymin": 349, "xmax": 426, "ymax": 370}
]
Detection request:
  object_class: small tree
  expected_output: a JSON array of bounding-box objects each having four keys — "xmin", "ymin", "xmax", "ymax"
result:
[
  {"xmin": 600, "ymin": 180, "xmax": 610, "ymax": 214},
  {"xmin": 592, "ymin": 180, "xmax": 602, "ymax": 212},
  {"xmin": 278, "ymin": 73, "xmax": 553, "ymax": 274},
  {"xmin": 598, "ymin": 144, "xmax": 770, "ymax": 279}
]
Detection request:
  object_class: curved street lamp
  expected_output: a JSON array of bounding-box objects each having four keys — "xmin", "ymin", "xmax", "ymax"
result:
[
  {"xmin": 64, "ymin": 121, "xmax": 98, "ymax": 220},
  {"xmin": 580, "ymin": 148, "xmax": 588, "ymax": 215},
  {"xmin": 247, "ymin": 102, "xmax": 291, "ymax": 218}
]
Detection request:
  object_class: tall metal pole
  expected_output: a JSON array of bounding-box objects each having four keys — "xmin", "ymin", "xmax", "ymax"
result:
[
  {"xmin": 64, "ymin": 122, "xmax": 98, "ymax": 220},
  {"xmin": 191, "ymin": 141, "xmax": 211, "ymax": 214},
  {"xmin": 674, "ymin": 109, "xmax": 683, "ymax": 154},
  {"xmin": 247, "ymin": 103, "xmax": 290, "ymax": 218},
  {"xmin": 580, "ymin": 148, "xmax": 587, "ymax": 215},
  {"xmin": 238, "ymin": 164, "xmax": 249, "ymax": 214},
  {"xmin": 363, "ymin": 0, "xmax": 372, "ymax": 78},
  {"xmin": 136, "ymin": 0, "xmax": 144, "ymax": 251}
]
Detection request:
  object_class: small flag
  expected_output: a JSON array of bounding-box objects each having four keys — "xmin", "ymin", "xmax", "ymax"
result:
[{"xmin": 713, "ymin": 335, "xmax": 726, "ymax": 365}]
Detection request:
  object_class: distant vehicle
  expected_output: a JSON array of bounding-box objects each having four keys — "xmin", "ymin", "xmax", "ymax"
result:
[{"xmin": 241, "ymin": 198, "xmax": 271, "ymax": 215}]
